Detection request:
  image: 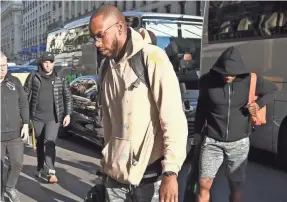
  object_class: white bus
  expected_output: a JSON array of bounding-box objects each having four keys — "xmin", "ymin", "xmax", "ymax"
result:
[
  {"xmin": 201, "ymin": 1, "xmax": 287, "ymax": 167},
  {"xmin": 46, "ymin": 11, "xmax": 204, "ymax": 137}
]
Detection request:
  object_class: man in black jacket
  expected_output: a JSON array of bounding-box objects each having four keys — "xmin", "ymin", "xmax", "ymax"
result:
[
  {"xmin": 24, "ymin": 52, "xmax": 72, "ymax": 183},
  {"xmin": 194, "ymin": 47, "xmax": 277, "ymax": 202},
  {"xmin": 1, "ymin": 52, "xmax": 29, "ymax": 202}
]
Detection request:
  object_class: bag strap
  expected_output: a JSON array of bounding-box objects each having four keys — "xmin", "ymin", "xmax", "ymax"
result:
[
  {"xmin": 249, "ymin": 72, "xmax": 257, "ymax": 104},
  {"xmin": 129, "ymin": 49, "xmax": 151, "ymax": 90},
  {"xmin": 97, "ymin": 58, "xmax": 109, "ymax": 108}
]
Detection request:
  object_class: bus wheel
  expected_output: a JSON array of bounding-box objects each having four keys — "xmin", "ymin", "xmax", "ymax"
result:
[{"xmin": 277, "ymin": 118, "xmax": 287, "ymax": 170}]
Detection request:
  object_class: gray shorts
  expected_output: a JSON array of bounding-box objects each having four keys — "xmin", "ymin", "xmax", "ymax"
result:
[
  {"xmin": 104, "ymin": 176, "xmax": 161, "ymax": 202},
  {"xmin": 199, "ymin": 136, "xmax": 250, "ymax": 182}
]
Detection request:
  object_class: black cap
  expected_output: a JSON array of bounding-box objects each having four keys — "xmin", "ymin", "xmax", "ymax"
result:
[{"xmin": 41, "ymin": 52, "xmax": 55, "ymax": 62}]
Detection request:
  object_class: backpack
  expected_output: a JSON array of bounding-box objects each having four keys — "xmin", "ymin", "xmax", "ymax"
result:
[
  {"xmin": 99, "ymin": 49, "xmax": 150, "ymax": 90},
  {"xmin": 248, "ymin": 73, "xmax": 267, "ymax": 126}
]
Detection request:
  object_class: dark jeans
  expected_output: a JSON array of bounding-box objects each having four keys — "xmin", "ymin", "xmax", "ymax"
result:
[
  {"xmin": 33, "ymin": 120, "xmax": 59, "ymax": 171},
  {"xmin": 1, "ymin": 137, "xmax": 24, "ymax": 195}
]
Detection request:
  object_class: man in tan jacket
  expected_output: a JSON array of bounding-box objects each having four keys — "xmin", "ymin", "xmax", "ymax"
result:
[{"xmin": 89, "ymin": 5, "xmax": 188, "ymax": 202}]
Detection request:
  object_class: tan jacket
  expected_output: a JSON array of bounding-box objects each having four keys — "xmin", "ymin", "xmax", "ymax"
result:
[{"xmin": 101, "ymin": 28, "xmax": 188, "ymax": 185}]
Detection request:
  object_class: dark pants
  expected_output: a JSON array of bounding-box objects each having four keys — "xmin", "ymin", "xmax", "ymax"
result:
[
  {"xmin": 178, "ymin": 160, "xmax": 192, "ymax": 202},
  {"xmin": 1, "ymin": 137, "xmax": 24, "ymax": 195},
  {"xmin": 33, "ymin": 120, "xmax": 59, "ymax": 171}
]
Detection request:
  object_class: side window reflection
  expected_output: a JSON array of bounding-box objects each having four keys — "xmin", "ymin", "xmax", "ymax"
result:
[{"xmin": 70, "ymin": 78, "xmax": 98, "ymax": 101}]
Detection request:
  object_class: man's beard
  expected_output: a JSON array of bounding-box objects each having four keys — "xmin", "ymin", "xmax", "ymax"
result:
[{"xmin": 110, "ymin": 38, "xmax": 119, "ymax": 59}]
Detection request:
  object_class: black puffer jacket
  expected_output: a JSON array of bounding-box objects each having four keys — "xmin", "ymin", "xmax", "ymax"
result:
[{"xmin": 24, "ymin": 68, "xmax": 72, "ymax": 122}]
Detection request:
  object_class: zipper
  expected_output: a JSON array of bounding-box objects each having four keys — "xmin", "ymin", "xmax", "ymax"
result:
[
  {"xmin": 4, "ymin": 91, "xmax": 9, "ymax": 131},
  {"xmin": 226, "ymin": 84, "xmax": 231, "ymax": 141}
]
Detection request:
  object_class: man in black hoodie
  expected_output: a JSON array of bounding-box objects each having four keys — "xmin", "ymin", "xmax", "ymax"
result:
[
  {"xmin": 194, "ymin": 47, "xmax": 277, "ymax": 202},
  {"xmin": 1, "ymin": 51, "xmax": 29, "ymax": 202},
  {"xmin": 24, "ymin": 52, "xmax": 72, "ymax": 184}
]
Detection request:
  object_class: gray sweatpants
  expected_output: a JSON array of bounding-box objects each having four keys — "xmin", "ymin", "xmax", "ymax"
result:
[
  {"xmin": 104, "ymin": 176, "xmax": 161, "ymax": 202},
  {"xmin": 199, "ymin": 136, "xmax": 250, "ymax": 182}
]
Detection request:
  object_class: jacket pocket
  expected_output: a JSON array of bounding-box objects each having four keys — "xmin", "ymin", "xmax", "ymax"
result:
[
  {"xmin": 128, "ymin": 121, "xmax": 155, "ymax": 184},
  {"xmin": 102, "ymin": 121, "xmax": 156, "ymax": 185},
  {"xmin": 102, "ymin": 136, "xmax": 132, "ymax": 183}
]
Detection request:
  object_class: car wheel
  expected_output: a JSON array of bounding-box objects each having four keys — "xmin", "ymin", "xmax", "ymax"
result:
[
  {"xmin": 277, "ymin": 118, "xmax": 287, "ymax": 170},
  {"xmin": 58, "ymin": 125, "xmax": 72, "ymax": 139}
]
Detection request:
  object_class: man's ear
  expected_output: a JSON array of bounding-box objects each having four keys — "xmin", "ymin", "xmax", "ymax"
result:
[{"xmin": 117, "ymin": 21, "xmax": 124, "ymax": 35}]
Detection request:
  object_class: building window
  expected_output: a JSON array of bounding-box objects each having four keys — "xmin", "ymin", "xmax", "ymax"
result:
[
  {"xmin": 143, "ymin": 1, "xmax": 146, "ymax": 5},
  {"xmin": 59, "ymin": 15, "xmax": 62, "ymax": 20},
  {"xmin": 132, "ymin": 1, "xmax": 136, "ymax": 8},
  {"xmin": 165, "ymin": 4, "xmax": 171, "ymax": 13},
  {"xmin": 152, "ymin": 8, "xmax": 158, "ymax": 13},
  {"xmin": 179, "ymin": 1, "xmax": 186, "ymax": 14},
  {"xmin": 59, "ymin": 1, "xmax": 62, "ymax": 8},
  {"xmin": 114, "ymin": 1, "xmax": 118, "ymax": 7},
  {"xmin": 123, "ymin": 1, "xmax": 127, "ymax": 11}
]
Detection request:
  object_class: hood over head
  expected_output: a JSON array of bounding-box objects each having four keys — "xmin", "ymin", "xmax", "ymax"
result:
[{"xmin": 211, "ymin": 46, "xmax": 249, "ymax": 76}]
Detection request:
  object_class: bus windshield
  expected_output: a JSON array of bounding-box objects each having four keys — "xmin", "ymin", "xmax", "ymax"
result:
[
  {"xmin": 45, "ymin": 14, "xmax": 203, "ymax": 89},
  {"xmin": 143, "ymin": 18, "xmax": 202, "ymax": 89}
]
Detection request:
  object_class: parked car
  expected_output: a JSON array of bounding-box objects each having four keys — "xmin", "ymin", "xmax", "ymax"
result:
[
  {"xmin": 58, "ymin": 75, "xmax": 104, "ymax": 148},
  {"xmin": 8, "ymin": 65, "xmax": 38, "ymax": 85}
]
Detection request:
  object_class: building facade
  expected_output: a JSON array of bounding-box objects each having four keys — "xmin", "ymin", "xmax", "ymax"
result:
[
  {"xmin": 1, "ymin": 0, "xmax": 23, "ymax": 63},
  {"xmin": 6, "ymin": 1, "xmax": 204, "ymax": 60}
]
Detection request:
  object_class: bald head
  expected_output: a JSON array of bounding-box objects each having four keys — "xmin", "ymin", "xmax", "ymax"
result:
[{"xmin": 90, "ymin": 5, "xmax": 126, "ymax": 27}]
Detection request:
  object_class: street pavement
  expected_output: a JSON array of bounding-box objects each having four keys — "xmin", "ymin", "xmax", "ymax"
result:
[{"xmin": 3, "ymin": 136, "xmax": 287, "ymax": 202}]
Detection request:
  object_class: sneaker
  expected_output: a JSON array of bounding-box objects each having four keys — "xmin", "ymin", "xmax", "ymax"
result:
[
  {"xmin": 47, "ymin": 169, "xmax": 58, "ymax": 183},
  {"xmin": 35, "ymin": 169, "xmax": 47, "ymax": 181},
  {"xmin": 4, "ymin": 187, "xmax": 20, "ymax": 202}
]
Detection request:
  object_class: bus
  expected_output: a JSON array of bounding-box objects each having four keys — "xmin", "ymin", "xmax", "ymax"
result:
[
  {"xmin": 201, "ymin": 1, "xmax": 287, "ymax": 166},
  {"xmin": 46, "ymin": 12, "xmax": 203, "ymax": 138}
]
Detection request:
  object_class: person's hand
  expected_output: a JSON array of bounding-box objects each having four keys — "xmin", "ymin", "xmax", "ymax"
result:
[
  {"xmin": 159, "ymin": 175, "xmax": 178, "ymax": 202},
  {"xmin": 63, "ymin": 115, "xmax": 71, "ymax": 127},
  {"xmin": 21, "ymin": 124, "xmax": 29, "ymax": 141},
  {"xmin": 193, "ymin": 133, "xmax": 202, "ymax": 145},
  {"xmin": 246, "ymin": 102, "xmax": 259, "ymax": 116}
]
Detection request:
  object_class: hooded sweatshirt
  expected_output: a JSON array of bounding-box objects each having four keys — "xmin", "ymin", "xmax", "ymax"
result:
[
  {"xmin": 100, "ymin": 28, "xmax": 188, "ymax": 185},
  {"xmin": 194, "ymin": 46, "xmax": 277, "ymax": 142}
]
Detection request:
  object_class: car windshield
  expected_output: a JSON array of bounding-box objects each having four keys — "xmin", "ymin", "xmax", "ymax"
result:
[{"xmin": 142, "ymin": 18, "xmax": 202, "ymax": 89}]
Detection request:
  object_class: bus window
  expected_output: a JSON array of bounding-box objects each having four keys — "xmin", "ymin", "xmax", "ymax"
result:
[
  {"xmin": 280, "ymin": 2, "xmax": 287, "ymax": 35},
  {"xmin": 125, "ymin": 16, "xmax": 140, "ymax": 29},
  {"xmin": 208, "ymin": 1, "xmax": 283, "ymax": 43},
  {"xmin": 143, "ymin": 18, "xmax": 202, "ymax": 89}
]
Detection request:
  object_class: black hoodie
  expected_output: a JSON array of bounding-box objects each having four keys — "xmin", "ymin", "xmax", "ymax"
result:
[{"xmin": 195, "ymin": 46, "xmax": 277, "ymax": 142}]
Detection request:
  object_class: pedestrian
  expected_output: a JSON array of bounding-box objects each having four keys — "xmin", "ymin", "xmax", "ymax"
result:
[
  {"xmin": 1, "ymin": 51, "xmax": 29, "ymax": 202},
  {"xmin": 194, "ymin": 46, "xmax": 277, "ymax": 202},
  {"xmin": 24, "ymin": 52, "xmax": 72, "ymax": 183},
  {"xmin": 89, "ymin": 5, "xmax": 188, "ymax": 202}
]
